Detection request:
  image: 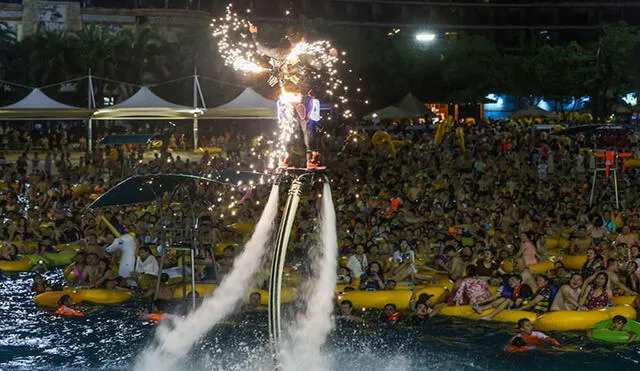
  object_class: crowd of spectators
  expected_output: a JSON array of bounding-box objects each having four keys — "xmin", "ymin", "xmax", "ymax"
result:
[{"xmin": 2, "ymin": 119, "xmax": 640, "ymax": 320}]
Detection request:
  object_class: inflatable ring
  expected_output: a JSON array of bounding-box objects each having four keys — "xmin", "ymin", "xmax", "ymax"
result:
[
  {"xmin": 0, "ymin": 257, "xmax": 34, "ymax": 272},
  {"xmin": 557, "ymin": 255, "xmax": 587, "ymax": 270},
  {"xmin": 591, "ymin": 319, "xmax": 640, "ymax": 343},
  {"xmin": 534, "ymin": 305, "xmax": 637, "ymax": 332},
  {"xmin": 34, "ymin": 288, "xmax": 133, "ymax": 307},
  {"xmin": 215, "ymin": 242, "xmax": 238, "ymax": 257},
  {"xmin": 193, "ymin": 147, "xmax": 223, "ymax": 155},
  {"xmin": 247, "ymin": 288, "xmax": 297, "ymax": 305},
  {"xmin": 336, "ymin": 286, "xmax": 447, "ymax": 310},
  {"xmin": 228, "ymin": 223, "xmax": 254, "ymax": 233},
  {"xmin": 54, "ymin": 243, "xmax": 83, "ymax": 252},
  {"xmin": 612, "ymin": 296, "xmax": 637, "ymax": 306},
  {"xmin": 501, "ymin": 259, "xmax": 554, "ymax": 274},
  {"xmin": 173, "ymin": 283, "xmax": 218, "ymax": 299},
  {"xmin": 438, "ymin": 305, "xmax": 537, "ymax": 324}
]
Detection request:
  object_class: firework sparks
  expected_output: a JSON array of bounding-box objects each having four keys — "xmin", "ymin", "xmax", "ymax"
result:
[{"xmin": 211, "ymin": 4, "xmax": 267, "ymax": 73}]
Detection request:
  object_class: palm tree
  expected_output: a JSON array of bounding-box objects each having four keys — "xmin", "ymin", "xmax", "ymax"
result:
[
  {"xmin": 0, "ymin": 22, "xmax": 17, "ymax": 79},
  {"xmin": 69, "ymin": 25, "xmax": 118, "ymax": 106},
  {"xmin": 113, "ymin": 25, "xmax": 170, "ymax": 86},
  {"xmin": 16, "ymin": 30, "xmax": 77, "ymax": 86}
]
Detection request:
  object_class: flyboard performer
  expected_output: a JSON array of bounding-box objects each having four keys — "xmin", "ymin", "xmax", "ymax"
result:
[
  {"xmin": 249, "ymin": 23, "xmax": 338, "ymax": 170},
  {"xmin": 211, "ymin": 6, "xmax": 352, "ymax": 360}
]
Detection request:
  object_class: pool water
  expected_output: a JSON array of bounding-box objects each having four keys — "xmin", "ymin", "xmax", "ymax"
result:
[{"xmin": 1, "ymin": 271, "xmax": 639, "ymax": 370}]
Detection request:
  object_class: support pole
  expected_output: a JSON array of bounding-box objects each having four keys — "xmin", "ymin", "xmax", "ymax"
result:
[
  {"xmin": 589, "ymin": 168, "xmax": 597, "ymax": 208},
  {"xmin": 193, "ymin": 116, "xmax": 199, "ymax": 150},
  {"xmin": 614, "ymin": 168, "xmax": 620, "ymax": 209},
  {"xmin": 88, "ymin": 118, "xmax": 93, "ymax": 153},
  {"xmin": 268, "ymin": 180, "xmax": 303, "ymax": 348}
]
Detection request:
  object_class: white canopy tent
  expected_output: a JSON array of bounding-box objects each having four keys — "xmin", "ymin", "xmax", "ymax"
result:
[
  {"xmin": 364, "ymin": 93, "xmax": 434, "ymax": 122},
  {"xmin": 91, "ymin": 85, "xmax": 205, "ymax": 150},
  {"xmin": 510, "ymin": 105, "xmax": 560, "ymax": 120},
  {"xmin": 204, "ymin": 87, "xmax": 277, "ymax": 119},
  {"xmin": 0, "ymin": 88, "xmax": 92, "ymax": 120}
]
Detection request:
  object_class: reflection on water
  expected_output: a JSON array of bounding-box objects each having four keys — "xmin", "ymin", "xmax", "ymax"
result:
[{"xmin": 1, "ymin": 271, "xmax": 638, "ymax": 370}]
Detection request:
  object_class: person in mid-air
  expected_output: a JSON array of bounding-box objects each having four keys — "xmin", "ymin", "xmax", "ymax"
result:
[{"xmin": 249, "ymin": 23, "xmax": 337, "ymax": 169}]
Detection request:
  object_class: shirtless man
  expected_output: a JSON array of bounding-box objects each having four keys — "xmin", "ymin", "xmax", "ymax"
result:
[
  {"xmin": 513, "ymin": 259, "xmax": 538, "ymax": 292},
  {"xmin": 550, "ymin": 273, "xmax": 583, "ymax": 311},
  {"xmin": 600, "ymin": 258, "xmax": 637, "ymax": 296},
  {"xmin": 568, "ymin": 225, "xmax": 592, "ymax": 255},
  {"xmin": 80, "ymin": 253, "xmax": 102, "ymax": 288},
  {"xmin": 437, "ymin": 245, "xmax": 464, "ymax": 281}
]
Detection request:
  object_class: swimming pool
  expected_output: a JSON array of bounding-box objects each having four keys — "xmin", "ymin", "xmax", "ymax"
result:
[{"xmin": 1, "ymin": 271, "xmax": 639, "ymax": 370}]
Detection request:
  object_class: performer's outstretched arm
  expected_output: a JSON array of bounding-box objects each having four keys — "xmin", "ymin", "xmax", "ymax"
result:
[{"xmin": 249, "ymin": 25, "xmax": 286, "ymax": 59}]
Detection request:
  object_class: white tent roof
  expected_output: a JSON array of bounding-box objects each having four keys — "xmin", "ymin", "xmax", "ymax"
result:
[
  {"xmin": 395, "ymin": 93, "xmax": 434, "ymax": 118},
  {"xmin": 1, "ymin": 88, "xmax": 78, "ymax": 109},
  {"xmin": 216, "ymin": 87, "xmax": 276, "ymax": 109},
  {"xmin": 364, "ymin": 105, "xmax": 414, "ymax": 121},
  {"xmin": 110, "ymin": 86, "xmax": 188, "ymax": 109},
  {"xmin": 205, "ymin": 87, "xmax": 276, "ymax": 119}
]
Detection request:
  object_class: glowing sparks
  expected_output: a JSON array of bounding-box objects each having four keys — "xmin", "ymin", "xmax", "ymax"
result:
[{"xmin": 211, "ymin": 4, "xmax": 267, "ymax": 73}]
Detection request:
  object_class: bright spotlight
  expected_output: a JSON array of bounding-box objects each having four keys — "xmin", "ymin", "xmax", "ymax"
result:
[{"xmin": 416, "ymin": 33, "xmax": 436, "ymax": 42}]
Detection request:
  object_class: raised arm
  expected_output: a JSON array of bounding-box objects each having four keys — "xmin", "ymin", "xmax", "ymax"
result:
[{"xmin": 249, "ymin": 25, "xmax": 287, "ymax": 60}]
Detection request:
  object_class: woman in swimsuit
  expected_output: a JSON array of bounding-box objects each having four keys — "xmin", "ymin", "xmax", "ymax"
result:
[{"xmin": 580, "ymin": 272, "xmax": 612, "ymax": 310}]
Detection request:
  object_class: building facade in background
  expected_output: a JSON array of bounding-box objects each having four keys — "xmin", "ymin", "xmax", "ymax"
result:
[{"xmin": 0, "ymin": 0, "xmax": 211, "ymax": 41}]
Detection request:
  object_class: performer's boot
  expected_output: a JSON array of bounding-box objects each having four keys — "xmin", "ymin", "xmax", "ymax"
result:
[
  {"xmin": 306, "ymin": 151, "xmax": 325, "ymax": 169},
  {"xmin": 279, "ymin": 152, "xmax": 292, "ymax": 168}
]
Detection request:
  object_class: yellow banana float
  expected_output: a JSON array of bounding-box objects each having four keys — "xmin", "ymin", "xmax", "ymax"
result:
[
  {"xmin": 438, "ymin": 305, "xmax": 537, "ymax": 324},
  {"xmin": 534, "ymin": 305, "xmax": 637, "ymax": 332},
  {"xmin": 34, "ymin": 288, "xmax": 134, "ymax": 307},
  {"xmin": 336, "ymin": 286, "xmax": 448, "ymax": 310}
]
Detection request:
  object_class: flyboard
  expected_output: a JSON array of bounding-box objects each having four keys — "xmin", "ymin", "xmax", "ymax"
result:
[{"xmin": 268, "ymin": 166, "xmax": 328, "ymax": 359}]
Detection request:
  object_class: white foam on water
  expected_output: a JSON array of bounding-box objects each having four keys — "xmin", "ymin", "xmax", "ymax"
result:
[
  {"xmin": 280, "ymin": 182, "xmax": 338, "ymax": 371},
  {"xmin": 135, "ymin": 184, "xmax": 280, "ymax": 371}
]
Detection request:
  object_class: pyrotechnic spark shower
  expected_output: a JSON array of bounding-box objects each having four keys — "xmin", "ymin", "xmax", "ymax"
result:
[{"xmin": 211, "ymin": 3, "xmax": 367, "ymax": 170}]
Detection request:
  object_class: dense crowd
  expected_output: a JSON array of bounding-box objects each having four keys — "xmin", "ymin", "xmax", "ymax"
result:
[{"xmin": 2, "ymin": 119, "xmax": 640, "ymax": 322}]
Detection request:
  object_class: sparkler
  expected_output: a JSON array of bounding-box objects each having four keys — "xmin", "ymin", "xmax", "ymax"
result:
[
  {"xmin": 211, "ymin": 3, "xmax": 368, "ymax": 172},
  {"xmin": 211, "ymin": 4, "xmax": 267, "ymax": 73}
]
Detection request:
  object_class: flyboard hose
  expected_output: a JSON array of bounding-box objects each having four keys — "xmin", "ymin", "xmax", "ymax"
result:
[{"xmin": 268, "ymin": 179, "xmax": 303, "ymax": 348}]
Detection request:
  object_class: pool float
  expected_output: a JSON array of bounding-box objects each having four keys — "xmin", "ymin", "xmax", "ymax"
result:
[
  {"xmin": 193, "ymin": 147, "xmax": 222, "ymax": 154},
  {"xmin": 612, "ymin": 296, "xmax": 637, "ymax": 306},
  {"xmin": 228, "ymin": 223, "xmax": 254, "ymax": 233},
  {"xmin": 34, "ymin": 288, "xmax": 133, "ymax": 307},
  {"xmin": 591, "ymin": 319, "xmax": 640, "ymax": 343},
  {"xmin": 0, "ymin": 257, "xmax": 34, "ymax": 272},
  {"xmin": 501, "ymin": 259, "xmax": 554, "ymax": 274},
  {"xmin": 534, "ymin": 305, "xmax": 637, "ymax": 332},
  {"xmin": 336, "ymin": 286, "xmax": 447, "ymax": 310},
  {"xmin": 25, "ymin": 251, "xmax": 77, "ymax": 267},
  {"xmin": 248, "ymin": 288, "xmax": 297, "ymax": 305},
  {"xmin": 545, "ymin": 236, "xmax": 571, "ymax": 250},
  {"xmin": 438, "ymin": 305, "xmax": 537, "ymax": 324},
  {"xmin": 215, "ymin": 242, "xmax": 238, "ymax": 256},
  {"xmin": 556, "ymin": 255, "xmax": 587, "ymax": 271},
  {"xmin": 54, "ymin": 243, "xmax": 83, "ymax": 252},
  {"xmin": 169, "ymin": 284, "xmax": 298, "ymax": 304},
  {"xmin": 173, "ymin": 283, "xmax": 218, "ymax": 298}
]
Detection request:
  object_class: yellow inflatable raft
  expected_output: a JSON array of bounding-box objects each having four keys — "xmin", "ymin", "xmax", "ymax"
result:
[
  {"xmin": 438, "ymin": 305, "xmax": 537, "ymax": 324},
  {"xmin": 171, "ymin": 284, "xmax": 297, "ymax": 304},
  {"xmin": 501, "ymin": 259, "xmax": 554, "ymax": 274},
  {"xmin": 0, "ymin": 257, "xmax": 34, "ymax": 272},
  {"xmin": 612, "ymin": 296, "xmax": 638, "ymax": 306},
  {"xmin": 34, "ymin": 288, "xmax": 133, "ymax": 307},
  {"xmin": 336, "ymin": 286, "xmax": 448, "ymax": 310},
  {"xmin": 534, "ymin": 305, "xmax": 637, "ymax": 332}
]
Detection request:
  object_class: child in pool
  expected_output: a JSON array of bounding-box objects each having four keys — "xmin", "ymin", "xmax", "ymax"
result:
[
  {"xmin": 54, "ymin": 294, "xmax": 84, "ymax": 317},
  {"xmin": 587, "ymin": 315, "xmax": 638, "ymax": 344},
  {"xmin": 505, "ymin": 318, "xmax": 560, "ymax": 352}
]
